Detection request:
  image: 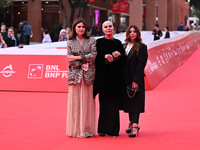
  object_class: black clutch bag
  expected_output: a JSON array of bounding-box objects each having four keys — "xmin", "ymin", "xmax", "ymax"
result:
[{"xmin": 127, "ymin": 85, "xmax": 140, "ymax": 98}]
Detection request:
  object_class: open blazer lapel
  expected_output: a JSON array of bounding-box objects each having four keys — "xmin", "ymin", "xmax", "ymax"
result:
[
  {"xmin": 127, "ymin": 46, "xmax": 136, "ymax": 62},
  {"xmin": 74, "ymin": 38, "xmax": 89, "ymax": 54},
  {"xmin": 74, "ymin": 39, "xmax": 82, "ymax": 53},
  {"xmin": 82, "ymin": 38, "xmax": 89, "ymax": 52}
]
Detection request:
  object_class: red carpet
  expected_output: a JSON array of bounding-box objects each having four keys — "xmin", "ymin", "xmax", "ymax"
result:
[{"xmin": 1, "ymin": 47, "xmax": 200, "ymax": 150}]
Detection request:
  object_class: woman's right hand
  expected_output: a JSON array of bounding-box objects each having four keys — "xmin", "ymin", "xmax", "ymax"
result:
[{"xmin": 132, "ymin": 82, "xmax": 138, "ymax": 89}]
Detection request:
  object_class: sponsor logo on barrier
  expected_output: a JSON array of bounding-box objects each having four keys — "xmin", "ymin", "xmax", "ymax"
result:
[
  {"xmin": 0, "ymin": 64, "xmax": 16, "ymax": 77},
  {"xmin": 28, "ymin": 64, "xmax": 68, "ymax": 79},
  {"xmin": 28, "ymin": 64, "xmax": 44, "ymax": 79},
  {"xmin": 145, "ymin": 33, "xmax": 200, "ymax": 90},
  {"xmin": 45, "ymin": 65, "xmax": 68, "ymax": 78},
  {"xmin": 146, "ymin": 60, "xmax": 158, "ymax": 75}
]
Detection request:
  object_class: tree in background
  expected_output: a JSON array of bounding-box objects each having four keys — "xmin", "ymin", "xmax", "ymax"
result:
[
  {"xmin": 59, "ymin": 0, "xmax": 67, "ymax": 28},
  {"xmin": 59, "ymin": 0, "xmax": 91, "ymax": 28},
  {"xmin": 0, "ymin": 0, "xmax": 13, "ymax": 8},
  {"xmin": 190, "ymin": 0, "xmax": 200, "ymax": 22},
  {"xmin": 0, "ymin": 0, "xmax": 14, "ymax": 26},
  {"xmin": 68, "ymin": 0, "xmax": 89, "ymax": 27},
  {"xmin": 190, "ymin": 0, "xmax": 200, "ymax": 10}
]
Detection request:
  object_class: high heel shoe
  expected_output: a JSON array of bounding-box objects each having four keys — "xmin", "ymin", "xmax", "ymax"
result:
[
  {"xmin": 125, "ymin": 123, "xmax": 133, "ymax": 133},
  {"xmin": 128, "ymin": 126, "xmax": 140, "ymax": 138},
  {"xmin": 98, "ymin": 133, "xmax": 106, "ymax": 137}
]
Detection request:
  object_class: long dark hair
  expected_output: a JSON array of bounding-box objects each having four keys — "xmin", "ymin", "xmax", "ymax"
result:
[
  {"xmin": 69, "ymin": 17, "xmax": 90, "ymax": 40},
  {"xmin": 125, "ymin": 25, "xmax": 142, "ymax": 55},
  {"xmin": 125, "ymin": 25, "xmax": 142, "ymax": 44}
]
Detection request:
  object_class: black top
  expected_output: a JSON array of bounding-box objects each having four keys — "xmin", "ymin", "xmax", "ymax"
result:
[
  {"xmin": 164, "ymin": 31, "xmax": 170, "ymax": 38},
  {"xmin": 93, "ymin": 37, "xmax": 125, "ymax": 97},
  {"xmin": 152, "ymin": 29, "xmax": 163, "ymax": 41},
  {"xmin": 0, "ymin": 31, "xmax": 7, "ymax": 40}
]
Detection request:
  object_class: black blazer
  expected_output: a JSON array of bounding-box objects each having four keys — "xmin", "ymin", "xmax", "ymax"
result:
[
  {"xmin": 152, "ymin": 29, "xmax": 163, "ymax": 41},
  {"xmin": 122, "ymin": 43, "xmax": 148, "ymax": 113}
]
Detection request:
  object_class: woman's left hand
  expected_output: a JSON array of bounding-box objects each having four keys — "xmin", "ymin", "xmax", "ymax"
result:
[
  {"xmin": 112, "ymin": 51, "xmax": 121, "ymax": 58},
  {"xmin": 89, "ymin": 60, "xmax": 94, "ymax": 65},
  {"xmin": 67, "ymin": 55, "xmax": 81, "ymax": 62},
  {"xmin": 132, "ymin": 82, "xmax": 138, "ymax": 89}
]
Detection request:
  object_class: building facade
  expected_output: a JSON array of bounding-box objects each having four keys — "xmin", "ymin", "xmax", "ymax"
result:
[{"xmin": 0, "ymin": 0, "xmax": 190, "ymax": 42}]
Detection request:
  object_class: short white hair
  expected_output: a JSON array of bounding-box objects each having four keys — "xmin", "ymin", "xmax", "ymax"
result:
[
  {"xmin": 102, "ymin": 21, "xmax": 113, "ymax": 28},
  {"xmin": 59, "ymin": 29, "xmax": 66, "ymax": 36}
]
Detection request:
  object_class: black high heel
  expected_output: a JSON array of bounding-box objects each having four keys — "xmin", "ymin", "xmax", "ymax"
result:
[
  {"xmin": 125, "ymin": 123, "xmax": 133, "ymax": 133},
  {"xmin": 128, "ymin": 126, "xmax": 140, "ymax": 138}
]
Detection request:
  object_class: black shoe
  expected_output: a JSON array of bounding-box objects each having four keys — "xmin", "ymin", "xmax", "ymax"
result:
[
  {"xmin": 99, "ymin": 133, "xmax": 106, "ymax": 136},
  {"xmin": 129, "ymin": 126, "xmax": 140, "ymax": 138},
  {"xmin": 125, "ymin": 123, "xmax": 133, "ymax": 133},
  {"xmin": 107, "ymin": 133, "xmax": 119, "ymax": 137},
  {"xmin": 111, "ymin": 135, "xmax": 119, "ymax": 137}
]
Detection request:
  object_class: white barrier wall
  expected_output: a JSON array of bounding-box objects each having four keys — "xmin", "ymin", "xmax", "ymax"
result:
[
  {"xmin": 0, "ymin": 31, "xmax": 199, "ymax": 92},
  {"xmin": 3, "ymin": 31, "xmax": 188, "ymax": 51}
]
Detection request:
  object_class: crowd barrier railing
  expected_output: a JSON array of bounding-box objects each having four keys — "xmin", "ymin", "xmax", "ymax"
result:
[
  {"xmin": 145, "ymin": 31, "xmax": 200, "ymax": 90},
  {"xmin": 0, "ymin": 31, "xmax": 200, "ymax": 92},
  {"xmin": 0, "ymin": 48, "xmax": 68, "ymax": 92}
]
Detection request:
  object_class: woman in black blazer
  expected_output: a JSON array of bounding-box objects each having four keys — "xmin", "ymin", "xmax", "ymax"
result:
[{"xmin": 122, "ymin": 25, "xmax": 148, "ymax": 137}]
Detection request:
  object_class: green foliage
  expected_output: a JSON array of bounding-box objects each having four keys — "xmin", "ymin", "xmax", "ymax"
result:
[
  {"xmin": 190, "ymin": 6, "xmax": 200, "ymax": 21},
  {"xmin": 189, "ymin": 0, "xmax": 200, "ymax": 21},
  {"xmin": 190, "ymin": 0, "xmax": 200, "ymax": 10},
  {"xmin": 0, "ymin": 0, "xmax": 13, "ymax": 8}
]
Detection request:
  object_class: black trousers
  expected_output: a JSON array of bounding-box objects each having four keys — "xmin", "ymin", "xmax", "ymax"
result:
[
  {"xmin": 98, "ymin": 94, "xmax": 120, "ymax": 136},
  {"xmin": 25, "ymin": 35, "xmax": 30, "ymax": 45},
  {"xmin": 129, "ymin": 113, "xmax": 140, "ymax": 124}
]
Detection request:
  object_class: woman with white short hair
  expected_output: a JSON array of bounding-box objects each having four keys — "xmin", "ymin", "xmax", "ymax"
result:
[{"xmin": 94, "ymin": 21, "xmax": 125, "ymax": 137}]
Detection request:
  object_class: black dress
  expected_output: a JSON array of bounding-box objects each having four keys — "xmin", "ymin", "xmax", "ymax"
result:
[
  {"xmin": 94, "ymin": 37, "xmax": 125, "ymax": 136},
  {"xmin": 122, "ymin": 43, "xmax": 148, "ymax": 113}
]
